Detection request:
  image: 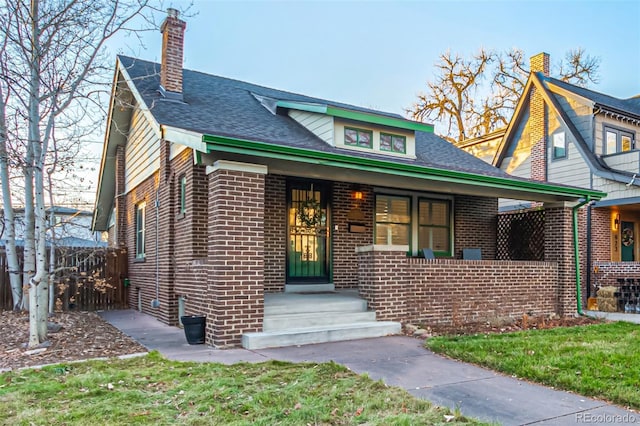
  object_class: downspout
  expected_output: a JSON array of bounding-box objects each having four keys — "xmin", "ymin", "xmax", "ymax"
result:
[
  {"xmin": 572, "ymin": 197, "xmax": 591, "ymax": 315},
  {"xmin": 585, "ymin": 206, "xmax": 592, "ymax": 300}
]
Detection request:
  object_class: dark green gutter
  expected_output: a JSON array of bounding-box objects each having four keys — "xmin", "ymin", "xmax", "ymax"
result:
[
  {"xmin": 275, "ymin": 100, "xmax": 435, "ymax": 133},
  {"xmin": 203, "ymin": 134, "xmax": 606, "ymax": 200}
]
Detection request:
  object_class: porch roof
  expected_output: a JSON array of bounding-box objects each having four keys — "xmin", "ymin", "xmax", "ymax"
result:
[{"xmin": 203, "ymin": 134, "xmax": 606, "ymax": 203}]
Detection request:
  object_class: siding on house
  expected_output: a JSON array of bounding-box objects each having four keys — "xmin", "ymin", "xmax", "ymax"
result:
[
  {"xmin": 551, "ymin": 91, "xmax": 593, "ymax": 149},
  {"xmin": 125, "ymin": 106, "xmax": 161, "ymax": 193},
  {"xmin": 603, "ymin": 151, "xmax": 640, "ymax": 174},
  {"xmin": 288, "ymin": 110, "xmax": 334, "ymax": 145},
  {"xmin": 594, "ymin": 115, "xmax": 640, "ymax": 156},
  {"xmin": 547, "ymin": 107, "xmax": 591, "ymax": 188},
  {"xmin": 592, "ymin": 175, "xmax": 640, "ymax": 199},
  {"xmin": 501, "ymin": 110, "xmax": 532, "ymax": 178}
]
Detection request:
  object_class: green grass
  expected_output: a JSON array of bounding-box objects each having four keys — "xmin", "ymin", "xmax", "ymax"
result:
[
  {"xmin": 0, "ymin": 351, "xmax": 488, "ymax": 425},
  {"xmin": 427, "ymin": 321, "xmax": 640, "ymax": 409}
]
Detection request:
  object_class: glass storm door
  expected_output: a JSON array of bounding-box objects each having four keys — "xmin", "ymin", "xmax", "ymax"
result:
[
  {"xmin": 621, "ymin": 221, "xmax": 635, "ymax": 261},
  {"xmin": 287, "ymin": 181, "xmax": 330, "ymax": 283}
]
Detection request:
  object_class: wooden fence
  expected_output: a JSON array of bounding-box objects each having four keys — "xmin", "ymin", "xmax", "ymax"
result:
[{"xmin": 0, "ymin": 247, "xmax": 128, "ymax": 312}]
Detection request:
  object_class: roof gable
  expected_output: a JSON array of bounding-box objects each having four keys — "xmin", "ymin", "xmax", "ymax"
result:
[{"xmin": 495, "ymin": 72, "xmax": 639, "ymax": 188}]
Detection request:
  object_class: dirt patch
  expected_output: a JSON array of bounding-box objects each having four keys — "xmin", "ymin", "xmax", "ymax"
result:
[
  {"xmin": 0, "ymin": 310, "xmax": 147, "ymax": 371},
  {"xmin": 405, "ymin": 314, "xmax": 605, "ymax": 338}
]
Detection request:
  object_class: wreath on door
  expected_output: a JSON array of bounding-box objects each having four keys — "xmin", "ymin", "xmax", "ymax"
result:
[
  {"xmin": 622, "ymin": 227, "xmax": 634, "ymax": 247},
  {"xmin": 298, "ymin": 197, "xmax": 324, "ymax": 228}
]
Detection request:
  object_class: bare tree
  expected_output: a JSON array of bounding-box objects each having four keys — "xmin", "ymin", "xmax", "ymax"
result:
[
  {"xmin": 412, "ymin": 49, "xmax": 494, "ymax": 144},
  {"xmin": 411, "ymin": 47, "xmax": 601, "ymax": 144},
  {"xmin": 0, "ymin": 0, "xmax": 156, "ymax": 347}
]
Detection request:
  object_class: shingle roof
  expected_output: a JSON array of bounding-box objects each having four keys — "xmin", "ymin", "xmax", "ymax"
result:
[
  {"xmin": 544, "ymin": 76, "xmax": 640, "ymax": 118},
  {"xmin": 119, "ymin": 56, "xmax": 508, "ymax": 178}
]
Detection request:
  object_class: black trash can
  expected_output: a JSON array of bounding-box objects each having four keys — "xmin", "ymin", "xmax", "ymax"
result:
[{"xmin": 181, "ymin": 315, "xmax": 206, "ymax": 345}]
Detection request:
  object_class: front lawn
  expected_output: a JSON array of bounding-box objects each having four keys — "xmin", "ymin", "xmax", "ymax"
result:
[
  {"xmin": 426, "ymin": 321, "xmax": 640, "ymax": 409},
  {"xmin": 0, "ymin": 351, "xmax": 485, "ymax": 425}
]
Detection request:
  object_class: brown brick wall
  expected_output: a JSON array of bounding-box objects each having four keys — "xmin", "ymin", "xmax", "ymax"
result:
[
  {"xmin": 205, "ymin": 167, "xmax": 265, "ymax": 347},
  {"xmin": 332, "ymin": 182, "xmax": 374, "ymax": 288},
  {"xmin": 591, "ymin": 207, "xmax": 612, "ymax": 262},
  {"xmin": 160, "ymin": 11, "xmax": 186, "ymax": 94},
  {"xmin": 172, "ymin": 148, "xmax": 209, "ymax": 317},
  {"xmin": 114, "ymin": 145, "xmax": 127, "ymax": 247},
  {"xmin": 530, "ymin": 52, "xmax": 550, "ymax": 182},
  {"xmin": 358, "ymin": 248, "xmax": 558, "ymax": 325},
  {"xmin": 123, "ymin": 172, "xmax": 162, "ymax": 320},
  {"xmin": 593, "ymin": 262, "xmax": 640, "ymax": 289},
  {"xmin": 544, "ymin": 206, "xmax": 576, "ymax": 315},
  {"xmin": 454, "ymin": 195, "xmax": 497, "ymax": 259},
  {"xmin": 264, "ymin": 174, "xmax": 286, "ymax": 292}
]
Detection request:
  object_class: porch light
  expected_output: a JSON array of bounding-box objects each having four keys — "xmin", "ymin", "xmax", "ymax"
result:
[
  {"xmin": 613, "ymin": 213, "xmax": 620, "ymax": 231},
  {"xmin": 353, "ymin": 190, "xmax": 363, "ymax": 201}
]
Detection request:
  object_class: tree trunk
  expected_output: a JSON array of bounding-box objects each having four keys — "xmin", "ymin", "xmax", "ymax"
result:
[
  {"xmin": 28, "ymin": 0, "xmax": 48, "ymax": 346},
  {"xmin": 0, "ymin": 86, "xmax": 23, "ymax": 311}
]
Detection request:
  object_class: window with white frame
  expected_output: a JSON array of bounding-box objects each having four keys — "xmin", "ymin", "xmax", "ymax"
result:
[
  {"xmin": 179, "ymin": 175, "xmax": 187, "ymax": 215},
  {"xmin": 375, "ymin": 193, "xmax": 452, "ymax": 255},
  {"xmin": 135, "ymin": 202, "xmax": 146, "ymax": 259},
  {"xmin": 375, "ymin": 195, "xmax": 410, "ymax": 245},
  {"xmin": 552, "ymin": 132, "xmax": 566, "ymax": 159},
  {"xmin": 605, "ymin": 126, "xmax": 635, "ymax": 154},
  {"xmin": 418, "ymin": 198, "xmax": 451, "ymax": 254}
]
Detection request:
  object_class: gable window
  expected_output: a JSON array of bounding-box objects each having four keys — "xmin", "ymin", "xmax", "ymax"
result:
[
  {"xmin": 375, "ymin": 195, "xmax": 410, "ymax": 245},
  {"xmin": 135, "ymin": 202, "xmax": 146, "ymax": 259},
  {"xmin": 418, "ymin": 199, "xmax": 451, "ymax": 254},
  {"xmin": 344, "ymin": 127, "xmax": 372, "ymax": 148},
  {"xmin": 179, "ymin": 175, "xmax": 187, "ymax": 215},
  {"xmin": 380, "ymin": 133, "xmax": 406, "ymax": 154},
  {"xmin": 552, "ymin": 132, "xmax": 566, "ymax": 159},
  {"xmin": 605, "ymin": 126, "xmax": 635, "ymax": 154}
]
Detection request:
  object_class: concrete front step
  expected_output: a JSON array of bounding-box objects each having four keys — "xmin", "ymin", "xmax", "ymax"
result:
[
  {"xmin": 242, "ymin": 321, "xmax": 401, "ymax": 350},
  {"xmin": 264, "ymin": 293, "xmax": 367, "ymax": 316},
  {"xmin": 263, "ymin": 311, "xmax": 377, "ymax": 331}
]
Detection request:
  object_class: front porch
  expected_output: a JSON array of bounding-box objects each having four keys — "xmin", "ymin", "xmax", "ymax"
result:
[
  {"xmin": 242, "ymin": 290, "xmax": 400, "ymax": 350},
  {"xmin": 193, "ymin": 159, "xmax": 602, "ymax": 348}
]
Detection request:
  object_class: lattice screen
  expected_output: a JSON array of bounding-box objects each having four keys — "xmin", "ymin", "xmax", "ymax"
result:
[{"xmin": 496, "ymin": 209, "xmax": 545, "ymax": 261}]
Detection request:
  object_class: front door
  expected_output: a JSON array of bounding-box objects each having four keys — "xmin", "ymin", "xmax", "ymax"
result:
[
  {"xmin": 287, "ymin": 181, "xmax": 330, "ymax": 283},
  {"xmin": 621, "ymin": 221, "xmax": 635, "ymax": 261}
]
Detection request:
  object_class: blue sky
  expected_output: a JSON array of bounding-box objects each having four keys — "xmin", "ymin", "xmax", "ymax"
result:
[{"xmin": 109, "ymin": 0, "xmax": 640, "ymax": 121}]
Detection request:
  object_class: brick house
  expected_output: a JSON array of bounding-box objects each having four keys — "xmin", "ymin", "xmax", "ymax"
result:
[
  {"xmin": 92, "ymin": 11, "xmax": 604, "ymax": 348},
  {"xmin": 489, "ymin": 52, "xmax": 640, "ymax": 301}
]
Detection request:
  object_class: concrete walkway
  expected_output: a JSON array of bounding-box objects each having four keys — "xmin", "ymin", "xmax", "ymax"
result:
[{"xmin": 99, "ymin": 310, "xmax": 639, "ymax": 426}]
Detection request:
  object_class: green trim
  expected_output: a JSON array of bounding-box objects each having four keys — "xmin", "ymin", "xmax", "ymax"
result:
[
  {"xmin": 417, "ymin": 197, "xmax": 452, "ymax": 257},
  {"xmin": 380, "ymin": 132, "xmax": 407, "ymax": 154},
  {"xmin": 345, "ymin": 127, "xmax": 373, "ymax": 149},
  {"xmin": 202, "ymin": 134, "xmax": 606, "ymax": 200},
  {"xmin": 276, "ymin": 100, "xmax": 434, "ymax": 133},
  {"xmin": 573, "ymin": 197, "xmax": 591, "ymax": 315}
]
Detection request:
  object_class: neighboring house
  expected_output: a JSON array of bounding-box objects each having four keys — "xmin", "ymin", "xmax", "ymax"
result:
[
  {"xmin": 493, "ymin": 52, "xmax": 640, "ymax": 297},
  {"xmin": 1, "ymin": 206, "xmax": 106, "ymax": 248},
  {"xmin": 92, "ymin": 11, "xmax": 603, "ymax": 348},
  {"xmin": 459, "ymin": 128, "xmax": 506, "ymax": 165}
]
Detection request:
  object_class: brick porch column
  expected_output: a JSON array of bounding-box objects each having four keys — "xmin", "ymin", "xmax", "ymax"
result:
[
  {"xmin": 206, "ymin": 160, "xmax": 267, "ymax": 347},
  {"xmin": 356, "ymin": 245, "xmax": 409, "ymax": 321},
  {"xmin": 544, "ymin": 203, "xmax": 577, "ymax": 316}
]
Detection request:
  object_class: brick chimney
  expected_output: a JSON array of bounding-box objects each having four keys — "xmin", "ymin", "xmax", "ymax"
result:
[
  {"xmin": 529, "ymin": 52, "xmax": 550, "ymax": 182},
  {"xmin": 160, "ymin": 8, "xmax": 186, "ymax": 100}
]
